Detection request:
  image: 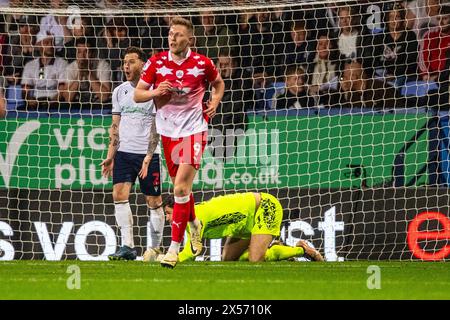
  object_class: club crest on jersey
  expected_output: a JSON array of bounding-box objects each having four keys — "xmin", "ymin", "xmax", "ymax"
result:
[
  {"xmin": 143, "ymin": 60, "xmax": 151, "ymax": 71},
  {"xmin": 156, "ymin": 60, "xmax": 163, "ymax": 65},
  {"xmin": 176, "ymin": 70, "xmax": 184, "ymax": 78}
]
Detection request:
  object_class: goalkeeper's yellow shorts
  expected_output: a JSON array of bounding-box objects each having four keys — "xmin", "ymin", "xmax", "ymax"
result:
[{"xmin": 250, "ymin": 193, "xmax": 283, "ymax": 237}]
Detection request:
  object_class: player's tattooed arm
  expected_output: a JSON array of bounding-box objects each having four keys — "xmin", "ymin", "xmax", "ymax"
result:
[
  {"xmin": 100, "ymin": 115, "xmax": 120, "ymax": 177},
  {"xmin": 109, "ymin": 116, "xmax": 121, "ymax": 154},
  {"xmin": 139, "ymin": 116, "xmax": 159, "ymax": 179},
  {"xmin": 147, "ymin": 116, "xmax": 160, "ymax": 159}
]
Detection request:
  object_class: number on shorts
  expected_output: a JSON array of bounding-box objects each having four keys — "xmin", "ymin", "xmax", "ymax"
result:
[{"xmin": 193, "ymin": 142, "xmax": 201, "ymax": 157}]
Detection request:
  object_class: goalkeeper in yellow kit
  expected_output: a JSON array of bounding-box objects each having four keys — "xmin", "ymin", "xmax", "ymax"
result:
[{"xmin": 144, "ymin": 192, "xmax": 324, "ymax": 263}]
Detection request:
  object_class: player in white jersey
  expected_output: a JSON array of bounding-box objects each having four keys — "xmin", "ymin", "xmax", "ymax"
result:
[{"xmin": 101, "ymin": 47, "xmax": 165, "ymax": 261}]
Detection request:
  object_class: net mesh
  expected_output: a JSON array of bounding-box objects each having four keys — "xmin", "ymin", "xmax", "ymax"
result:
[{"xmin": 0, "ymin": 0, "xmax": 449, "ymax": 261}]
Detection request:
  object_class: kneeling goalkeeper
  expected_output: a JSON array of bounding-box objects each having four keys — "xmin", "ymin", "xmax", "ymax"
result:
[{"xmin": 145, "ymin": 192, "xmax": 323, "ymax": 263}]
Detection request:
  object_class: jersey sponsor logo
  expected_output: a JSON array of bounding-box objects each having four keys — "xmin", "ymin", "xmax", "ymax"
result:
[
  {"xmin": 143, "ymin": 60, "xmax": 151, "ymax": 71},
  {"xmin": 176, "ymin": 70, "xmax": 184, "ymax": 78},
  {"xmin": 169, "ymin": 86, "xmax": 191, "ymax": 95},
  {"xmin": 186, "ymin": 66, "xmax": 205, "ymax": 78},
  {"xmin": 0, "ymin": 121, "xmax": 41, "ymax": 187},
  {"xmin": 121, "ymin": 105, "xmax": 152, "ymax": 115},
  {"xmin": 156, "ymin": 66, "xmax": 173, "ymax": 76},
  {"xmin": 207, "ymin": 212, "xmax": 246, "ymax": 229}
]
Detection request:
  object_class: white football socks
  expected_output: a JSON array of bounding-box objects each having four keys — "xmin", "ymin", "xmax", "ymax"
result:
[
  {"xmin": 148, "ymin": 205, "xmax": 165, "ymax": 249},
  {"xmin": 114, "ymin": 201, "xmax": 134, "ymax": 248},
  {"xmin": 168, "ymin": 241, "xmax": 181, "ymax": 254}
]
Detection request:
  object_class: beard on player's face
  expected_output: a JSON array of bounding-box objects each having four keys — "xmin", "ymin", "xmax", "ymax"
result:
[
  {"xmin": 126, "ymin": 70, "xmax": 139, "ymax": 82},
  {"xmin": 170, "ymin": 39, "xmax": 189, "ymax": 54}
]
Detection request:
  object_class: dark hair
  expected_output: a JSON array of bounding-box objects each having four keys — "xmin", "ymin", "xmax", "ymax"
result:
[
  {"xmin": 385, "ymin": 1, "xmax": 406, "ymax": 22},
  {"xmin": 124, "ymin": 46, "xmax": 147, "ymax": 62},
  {"xmin": 285, "ymin": 66, "xmax": 305, "ymax": 77},
  {"xmin": 162, "ymin": 195, "xmax": 175, "ymax": 209},
  {"xmin": 75, "ymin": 36, "xmax": 90, "ymax": 47},
  {"xmin": 442, "ymin": 4, "xmax": 450, "ymax": 16},
  {"xmin": 292, "ymin": 20, "xmax": 306, "ymax": 31}
]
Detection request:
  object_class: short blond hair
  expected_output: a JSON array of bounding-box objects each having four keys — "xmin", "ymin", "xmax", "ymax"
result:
[{"xmin": 170, "ymin": 16, "xmax": 194, "ymax": 35}]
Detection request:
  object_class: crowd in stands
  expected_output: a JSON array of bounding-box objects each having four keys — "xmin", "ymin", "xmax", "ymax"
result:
[{"xmin": 0, "ymin": 0, "xmax": 449, "ymax": 121}]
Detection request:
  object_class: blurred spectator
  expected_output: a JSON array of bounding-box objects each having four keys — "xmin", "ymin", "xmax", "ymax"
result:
[
  {"xmin": 39, "ymin": 0, "xmax": 77, "ymax": 54},
  {"xmin": 363, "ymin": 2, "xmax": 419, "ymax": 85},
  {"xmin": 132, "ymin": 0, "xmax": 173, "ymax": 55},
  {"xmin": 60, "ymin": 16, "xmax": 96, "ymax": 62},
  {"xmin": 337, "ymin": 5, "xmax": 362, "ymax": 60},
  {"xmin": 98, "ymin": 17, "xmax": 132, "ymax": 88},
  {"xmin": 194, "ymin": 11, "xmax": 236, "ymax": 62},
  {"xmin": 61, "ymin": 37, "xmax": 111, "ymax": 107},
  {"xmin": 406, "ymin": 0, "xmax": 440, "ymax": 38},
  {"xmin": 237, "ymin": 9, "xmax": 284, "ymax": 75},
  {"xmin": 21, "ymin": 33, "xmax": 68, "ymax": 109},
  {"xmin": 223, "ymin": 0, "xmax": 247, "ymax": 35},
  {"xmin": 96, "ymin": 0, "xmax": 123, "ymax": 25},
  {"xmin": 248, "ymin": 67, "xmax": 286, "ymax": 111},
  {"xmin": 0, "ymin": 75, "xmax": 6, "ymax": 118},
  {"xmin": 211, "ymin": 52, "xmax": 249, "ymax": 132},
  {"xmin": 307, "ymin": 33, "xmax": 340, "ymax": 100},
  {"xmin": 275, "ymin": 66, "xmax": 315, "ymax": 110},
  {"xmin": 3, "ymin": 16, "xmax": 36, "ymax": 84},
  {"xmin": 5, "ymin": 1, "xmax": 40, "ymax": 34},
  {"xmin": 421, "ymin": 4, "xmax": 450, "ymax": 82},
  {"xmin": 209, "ymin": 52, "xmax": 249, "ymax": 160},
  {"xmin": 437, "ymin": 48, "xmax": 450, "ymax": 109},
  {"xmin": 276, "ymin": 20, "xmax": 313, "ymax": 77},
  {"xmin": 0, "ymin": 13, "xmax": 8, "ymax": 72},
  {"xmin": 332, "ymin": 60, "xmax": 402, "ymax": 109},
  {"xmin": 308, "ymin": 2, "xmax": 342, "ymax": 38},
  {"xmin": 325, "ymin": 3, "xmax": 340, "ymax": 33}
]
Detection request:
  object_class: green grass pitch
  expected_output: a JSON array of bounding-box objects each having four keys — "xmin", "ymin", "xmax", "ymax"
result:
[{"xmin": 0, "ymin": 261, "xmax": 448, "ymax": 300}]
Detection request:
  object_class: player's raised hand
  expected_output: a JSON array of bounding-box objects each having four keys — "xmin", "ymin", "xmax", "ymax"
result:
[
  {"xmin": 204, "ymin": 100, "xmax": 218, "ymax": 118},
  {"xmin": 100, "ymin": 158, "xmax": 114, "ymax": 178},
  {"xmin": 138, "ymin": 155, "xmax": 152, "ymax": 179}
]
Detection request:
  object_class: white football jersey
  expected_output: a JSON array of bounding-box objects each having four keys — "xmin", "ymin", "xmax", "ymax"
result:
[{"xmin": 112, "ymin": 81, "xmax": 161, "ymax": 155}]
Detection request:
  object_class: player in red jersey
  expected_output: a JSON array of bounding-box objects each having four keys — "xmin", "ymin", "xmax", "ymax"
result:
[{"xmin": 134, "ymin": 17, "xmax": 225, "ymax": 268}]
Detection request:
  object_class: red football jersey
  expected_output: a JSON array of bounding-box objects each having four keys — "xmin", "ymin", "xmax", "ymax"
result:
[{"xmin": 140, "ymin": 49, "xmax": 218, "ymax": 138}]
